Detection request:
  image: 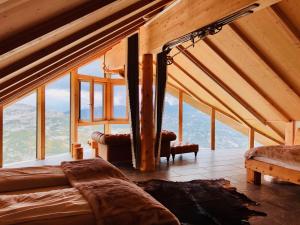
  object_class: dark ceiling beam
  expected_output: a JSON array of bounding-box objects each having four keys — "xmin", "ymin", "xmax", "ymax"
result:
[
  {"xmin": 0, "ymin": 0, "xmax": 172, "ymax": 79},
  {"xmin": 203, "ymin": 38, "xmax": 291, "ymax": 122},
  {"xmin": 0, "ymin": 0, "xmax": 116, "ymax": 55},
  {"xmin": 229, "ymin": 23, "xmax": 300, "ymax": 98},
  {"xmin": 177, "ymin": 45, "xmax": 285, "ymax": 140},
  {"xmin": 270, "ymin": 5, "xmax": 299, "ymax": 43},
  {"xmin": 1, "ymin": 22, "xmax": 143, "ymax": 104}
]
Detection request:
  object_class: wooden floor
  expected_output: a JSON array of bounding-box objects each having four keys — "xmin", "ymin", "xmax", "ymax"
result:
[
  {"xmin": 5, "ymin": 148, "xmax": 300, "ymax": 225},
  {"xmin": 120, "ymin": 149, "xmax": 300, "ymax": 225}
]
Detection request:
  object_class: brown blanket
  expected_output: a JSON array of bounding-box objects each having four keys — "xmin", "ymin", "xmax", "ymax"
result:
[
  {"xmin": 245, "ymin": 145, "xmax": 300, "ymax": 166},
  {"xmin": 61, "ymin": 158, "xmax": 180, "ymax": 225}
]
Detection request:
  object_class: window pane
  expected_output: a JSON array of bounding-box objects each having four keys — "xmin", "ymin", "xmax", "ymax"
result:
[
  {"xmin": 46, "ymin": 74, "xmax": 70, "ymax": 156},
  {"xmin": 113, "ymin": 85, "xmax": 127, "ymax": 118},
  {"xmin": 3, "ymin": 92, "xmax": 37, "ymax": 164},
  {"xmin": 216, "ymin": 120, "xmax": 248, "ymax": 149},
  {"xmin": 94, "ymin": 84, "xmax": 103, "ymax": 119},
  {"xmin": 111, "ymin": 124, "xmax": 130, "ymax": 134},
  {"xmin": 77, "ymin": 58, "xmax": 104, "ymax": 77},
  {"xmin": 110, "ymin": 73, "xmax": 123, "ymax": 79},
  {"xmin": 80, "ymin": 82, "xmax": 90, "ymax": 121},
  {"xmin": 183, "ymin": 103, "xmax": 210, "ymax": 148},
  {"xmin": 78, "ymin": 125, "xmax": 104, "ymax": 149},
  {"xmin": 163, "ymin": 93, "xmax": 178, "ymax": 137}
]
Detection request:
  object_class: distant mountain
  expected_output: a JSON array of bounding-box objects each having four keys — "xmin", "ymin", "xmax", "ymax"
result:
[{"xmin": 3, "ymin": 101, "xmax": 250, "ymax": 164}]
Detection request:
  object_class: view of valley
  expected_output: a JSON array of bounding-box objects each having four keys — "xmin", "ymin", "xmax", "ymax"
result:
[{"xmin": 3, "ymin": 97, "xmax": 252, "ymax": 165}]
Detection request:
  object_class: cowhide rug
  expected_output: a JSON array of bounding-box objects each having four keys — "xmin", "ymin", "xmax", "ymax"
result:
[{"xmin": 136, "ymin": 179, "xmax": 266, "ymax": 225}]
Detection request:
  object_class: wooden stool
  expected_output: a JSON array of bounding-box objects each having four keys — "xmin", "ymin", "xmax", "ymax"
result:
[
  {"xmin": 72, "ymin": 143, "xmax": 83, "ymax": 160},
  {"xmin": 171, "ymin": 143, "xmax": 199, "ymax": 161}
]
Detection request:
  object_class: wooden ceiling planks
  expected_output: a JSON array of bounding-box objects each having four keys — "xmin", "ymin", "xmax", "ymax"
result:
[
  {"xmin": 171, "ymin": 46, "xmax": 285, "ymax": 142},
  {"xmin": 206, "ymin": 24, "xmax": 300, "ymax": 119},
  {"xmin": 203, "ymin": 38, "xmax": 291, "ymax": 122},
  {"xmin": 271, "ymin": 0, "xmax": 300, "ymax": 43},
  {"xmin": 0, "ymin": 0, "xmax": 173, "ymax": 104},
  {"xmin": 0, "ymin": 23, "xmax": 142, "ymax": 104},
  {"xmin": 232, "ymin": 9, "xmax": 300, "ymax": 98},
  {"xmin": 0, "ymin": 0, "xmax": 116, "ymax": 56},
  {"xmin": 184, "ymin": 42, "xmax": 289, "ymax": 124},
  {"xmin": 140, "ymin": 0, "xmax": 280, "ymax": 53},
  {"xmin": 0, "ymin": 0, "xmax": 172, "ymax": 80}
]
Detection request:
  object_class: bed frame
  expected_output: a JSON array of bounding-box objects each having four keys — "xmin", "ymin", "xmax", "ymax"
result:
[{"xmin": 245, "ymin": 159, "xmax": 300, "ymax": 185}]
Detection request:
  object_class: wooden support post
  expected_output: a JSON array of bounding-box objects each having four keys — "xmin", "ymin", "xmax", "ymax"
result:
[
  {"xmin": 249, "ymin": 127, "xmax": 255, "ymax": 149},
  {"xmin": 210, "ymin": 108, "xmax": 216, "ymax": 150},
  {"xmin": 178, "ymin": 91, "xmax": 183, "ymax": 143},
  {"xmin": 71, "ymin": 71, "xmax": 79, "ymax": 150},
  {"xmin": 141, "ymin": 54, "xmax": 155, "ymax": 172},
  {"xmin": 247, "ymin": 168, "xmax": 261, "ymax": 185},
  {"xmin": 285, "ymin": 121, "xmax": 295, "ymax": 145},
  {"xmin": 0, "ymin": 105, "xmax": 3, "ymax": 167},
  {"xmin": 37, "ymin": 86, "xmax": 45, "ymax": 160},
  {"xmin": 126, "ymin": 33, "xmax": 141, "ymax": 169}
]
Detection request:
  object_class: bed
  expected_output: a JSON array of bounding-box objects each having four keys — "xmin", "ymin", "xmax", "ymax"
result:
[
  {"xmin": 245, "ymin": 145, "xmax": 300, "ymax": 185},
  {"xmin": 0, "ymin": 159, "xmax": 180, "ymax": 225}
]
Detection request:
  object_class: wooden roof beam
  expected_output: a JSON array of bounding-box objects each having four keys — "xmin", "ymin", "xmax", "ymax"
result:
[
  {"xmin": 167, "ymin": 73, "xmax": 241, "ymax": 124},
  {"xmin": 228, "ymin": 24, "xmax": 300, "ymax": 98},
  {"xmin": 168, "ymin": 72, "xmax": 283, "ymax": 144},
  {"xmin": 0, "ymin": 0, "xmax": 173, "ymax": 81},
  {"xmin": 172, "ymin": 61, "xmax": 246, "ymax": 125},
  {"xmin": 203, "ymin": 38, "xmax": 291, "ymax": 122},
  {"xmin": 140, "ymin": 0, "xmax": 280, "ymax": 53},
  {"xmin": 0, "ymin": 0, "xmax": 116, "ymax": 57},
  {"xmin": 0, "ymin": 22, "xmax": 142, "ymax": 104},
  {"xmin": 269, "ymin": 5, "xmax": 299, "ymax": 44},
  {"xmin": 177, "ymin": 45, "xmax": 285, "ymax": 140}
]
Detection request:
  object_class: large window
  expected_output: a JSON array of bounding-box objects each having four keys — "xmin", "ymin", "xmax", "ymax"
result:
[
  {"xmin": 162, "ymin": 93, "xmax": 179, "ymax": 137},
  {"xmin": 215, "ymin": 120, "xmax": 248, "ymax": 149},
  {"xmin": 77, "ymin": 57, "xmax": 105, "ymax": 77},
  {"xmin": 183, "ymin": 102, "xmax": 210, "ymax": 148},
  {"xmin": 3, "ymin": 92, "xmax": 37, "ymax": 164},
  {"xmin": 113, "ymin": 85, "xmax": 127, "ymax": 118},
  {"xmin": 45, "ymin": 74, "xmax": 70, "ymax": 156}
]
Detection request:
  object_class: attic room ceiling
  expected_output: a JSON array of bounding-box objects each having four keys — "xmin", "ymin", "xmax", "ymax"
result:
[{"xmin": 0, "ymin": 0, "xmax": 299, "ymax": 144}]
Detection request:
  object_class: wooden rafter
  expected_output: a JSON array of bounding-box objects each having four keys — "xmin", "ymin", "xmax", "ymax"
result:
[
  {"xmin": 177, "ymin": 45, "xmax": 285, "ymax": 140},
  {"xmin": 167, "ymin": 72, "xmax": 242, "ymax": 124},
  {"xmin": 173, "ymin": 61, "xmax": 249, "ymax": 126},
  {"xmin": 0, "ymin": 1, "xmax": 116, "ymax": 57},
  {"xmin": 0, "ymin": 0, "xmax": 172, "ymax": 81},
  {"xmin": 140, "ymin": 0, "xmax": 280, "ymax": 53},
  {"xmin": 167, "ymin": 72, "xmax": 283, "ymax": 145},
  {"xmin": 203, "ymin": 38, "xmax": 290, "ymax": 122},
  {"xmin": 269, "ymin": 5, "xmax": 299, "ymax": 44},
  {"xmin": 229, "ymin": 24, "xmax": 300, "ymax": 98},
  {"xmin": 0, "ymin": 22, "xmax": 143, "ymax": 104}
]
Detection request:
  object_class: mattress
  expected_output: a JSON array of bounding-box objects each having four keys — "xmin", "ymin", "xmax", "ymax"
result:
[
  {"xmin": 253, "ymin": 156, "xmax": 300, "ymax": 171},
  {"xmin": 0, "ymin": 166, "xmax": 68, "ymax": 193},
  {"xmin": 0, "ymin": 187, "xmax": 95, "ymax": 225}
]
